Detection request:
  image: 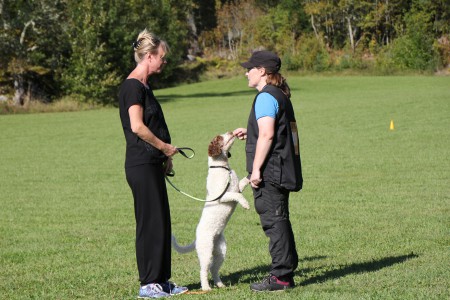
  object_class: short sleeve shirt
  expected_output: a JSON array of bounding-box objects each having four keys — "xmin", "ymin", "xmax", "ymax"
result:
[
  {"xmin": 119, "ymin": 79, "xmax": 171, "ymax": 167},
  {"xmin": 255, "ymin": 92, "xmax": 279, "ymax": 120}
]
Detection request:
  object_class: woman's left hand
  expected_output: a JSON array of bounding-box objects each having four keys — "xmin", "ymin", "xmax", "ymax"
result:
[{"xmin": 164, "ymin": 157, "xmax": 173, "ymax": 175}]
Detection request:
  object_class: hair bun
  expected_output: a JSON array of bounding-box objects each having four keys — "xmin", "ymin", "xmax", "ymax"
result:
[{"xmin": 132, "ymin": 39, "xmax": 143, "ymax": 50}]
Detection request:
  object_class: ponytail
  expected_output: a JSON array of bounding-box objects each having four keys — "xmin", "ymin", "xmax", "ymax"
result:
[{"xmin": 266, "ymin": 73, "xmax": 291, "ymax": 98}]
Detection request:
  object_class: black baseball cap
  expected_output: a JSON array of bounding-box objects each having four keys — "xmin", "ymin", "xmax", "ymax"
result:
[{"xmin": 240, "ymin": 50, "xmax": 281, "ymax": 73}]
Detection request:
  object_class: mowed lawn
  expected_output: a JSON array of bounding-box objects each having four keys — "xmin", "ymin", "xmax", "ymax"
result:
[{"xmin": 0, "ymin": 76, "xmax": 449, "ymax": 299}]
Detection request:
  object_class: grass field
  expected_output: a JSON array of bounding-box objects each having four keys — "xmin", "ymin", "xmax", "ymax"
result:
[{"xmin": 1, "ymin": 75, "xmax": 449, "ymax": 299}]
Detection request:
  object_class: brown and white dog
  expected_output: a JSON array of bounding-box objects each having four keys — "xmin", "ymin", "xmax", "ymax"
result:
[{"xmin": 172, "ymin": 132, "xmax": 250, "ymax": 291}]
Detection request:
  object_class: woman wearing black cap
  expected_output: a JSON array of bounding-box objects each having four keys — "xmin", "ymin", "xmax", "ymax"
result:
[{"xmin": 233, "ymin": 50, "xmax": 303, "ymax": 292}]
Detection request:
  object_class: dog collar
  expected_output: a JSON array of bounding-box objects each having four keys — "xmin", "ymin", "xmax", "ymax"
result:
[{"xmin": 209, "ymin": 166, "xmax": 230, "ymax": 171}]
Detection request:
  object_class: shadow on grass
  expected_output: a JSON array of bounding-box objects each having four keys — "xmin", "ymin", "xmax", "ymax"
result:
[
  {"xmin": 185, "ymin": 265, "xmax": 268, "ymax": 291},
  {"xmin": 184, "ymin": 255, "xmax": 328, "ymax": 290},
  {"xmin": 183, "ymin": 253, "xmax": 417, "ymax": 290},
  {"xmin": 156, "ymin": 90, "xmax": 255, "ymax": 102},
  {"xmin": 155, "ymin": 87, "xmax": 303, "ymax": 103},
  {"xmin": 298, "ymin": 253, "xmax": 418, "ymax": 286}
]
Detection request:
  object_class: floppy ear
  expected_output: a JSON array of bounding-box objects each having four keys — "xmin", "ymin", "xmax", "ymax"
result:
[{"xmin": 208, "ymin": 135, "xmax": 223, "ymax": 157}]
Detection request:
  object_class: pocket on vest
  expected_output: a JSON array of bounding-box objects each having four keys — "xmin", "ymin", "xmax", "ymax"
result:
[
  {"xmin": 245, "ymin": 143, "xmax": 256, "ymax": 173},
  {"xmin": 267, "ymin": 155, "xmax": 282, "ymax": 185}
]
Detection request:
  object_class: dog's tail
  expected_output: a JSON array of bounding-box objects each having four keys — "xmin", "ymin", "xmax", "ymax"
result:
[{"xmin": 171, "ymin": 235, "xmax": 196, "ymax": 254}]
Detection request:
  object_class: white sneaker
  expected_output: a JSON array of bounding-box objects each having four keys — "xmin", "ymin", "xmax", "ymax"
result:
[
  {"xmin": 161, "ymin": 281, "xmax": 188, "ymax": 295},
  {"xmin": 138, "ymin": 283, "xmax": 170, "ymax": 298}
]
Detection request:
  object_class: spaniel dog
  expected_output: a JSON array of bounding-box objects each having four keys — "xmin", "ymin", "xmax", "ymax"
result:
[{"xmin": 172, "ymin": 132, "xmax": 250, "ymax": 291}]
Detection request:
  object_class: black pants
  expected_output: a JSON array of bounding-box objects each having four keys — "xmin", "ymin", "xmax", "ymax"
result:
[
  {"xmin": 253, "ymin": 182, "xmax": 298, "ymax": 278},
  {"xmin": 126, "ymin": 163, "xmax": 171, "ymax": 285}
]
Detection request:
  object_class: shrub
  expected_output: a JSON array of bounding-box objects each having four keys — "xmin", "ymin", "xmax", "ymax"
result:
[
  {"xmin": 288, "ymin": 34, "xmax": 331, "ymax": 72},
  {"xmin": 387, "ymin": 10, "xmax": 440, "ymax": 71},
  {"xmin": 435, "ymin": 35, "xmax": 450, "ymax": 68},
  {"xmin": 283, "ymin": 52, "xmax": 301, "ymax": 71}
]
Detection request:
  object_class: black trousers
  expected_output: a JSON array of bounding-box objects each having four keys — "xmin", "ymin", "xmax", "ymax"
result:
[
  {"xmin": 126, "ymin": 163, "xmax": 171, "ymax": 285},
  {"xmin": 253, "ymin": 182, "xmax": 298, "ymax": 278}
]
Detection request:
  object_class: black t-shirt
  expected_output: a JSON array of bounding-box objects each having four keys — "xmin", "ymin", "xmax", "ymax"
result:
[{"xmin": 119, "ymin": 79, "xmax": 171, "ymax": 167}]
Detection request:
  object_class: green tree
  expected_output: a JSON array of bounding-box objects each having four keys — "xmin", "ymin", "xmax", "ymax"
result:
[
  {"xmin": 253, "ymin": 6, "xmax": 293, "ymax": 53},
  {"xmin": 213, "ymin": 0, "xmax": 263, "ymax": 58},
  {"xmin": 414, "ymin": 0, "xmax": 450, "ymax": 35},
  {"xmin": 389, "ymin": 8, "xmax": 440, "ymax": 70},
  {"xmin": 63, "ymin": 0, "xmax": 116, "ymax": 104},
  {"xmin": 63, "ymin": 0, "xmax": 190, "ymax": 104},
  {"xmin": 0, "ymin": 0, "xmax": 69, "ymax": 104}
]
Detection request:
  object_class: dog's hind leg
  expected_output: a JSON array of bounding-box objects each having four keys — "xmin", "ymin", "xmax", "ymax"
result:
[
  {"xmin": 211, "ymin": 233, "xmax": 226, "ymax": 288},
  {"xmin": 196, "ymin": 236, "xmax": 214, "ymax": 291}
]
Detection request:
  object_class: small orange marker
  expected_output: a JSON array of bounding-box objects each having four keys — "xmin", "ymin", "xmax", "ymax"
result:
[{"xmin": 390, "ymin": 120, "xmax": 394, "ymax": 130}]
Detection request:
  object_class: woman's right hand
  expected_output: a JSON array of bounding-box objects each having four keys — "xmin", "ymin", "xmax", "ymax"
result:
[
  {"xmin": 162, "ymin": 143, "xmax": 178, "ymax": 157},
  {"xmin": 233, "ymin": 128, "xmax": 247, "ymax": 140}
]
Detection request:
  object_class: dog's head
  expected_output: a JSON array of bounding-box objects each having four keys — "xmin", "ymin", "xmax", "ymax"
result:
[{"xmin": 208, "ymin": 132, "xmax": 236, "ymax": 159}]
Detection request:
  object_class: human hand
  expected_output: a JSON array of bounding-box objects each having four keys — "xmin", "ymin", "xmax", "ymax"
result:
[
  {"xmin": 250, "ymin": 170, "xmax": 262, "ymax": 188},
  {"xmin": 164, "ymin": 157, "xmax": 173, "ymax": 175},
  {"xmin": 233, "ymin": 128, "xmax": 247, "ymax": 140},
  {"xmin": 162, "ymin": 143, "xmax": 178, "ymax": 157}
]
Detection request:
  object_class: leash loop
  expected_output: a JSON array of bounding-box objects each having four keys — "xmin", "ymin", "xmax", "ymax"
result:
[{"xmin": 177, "ymin": 147, "xmax": 195, "ymax": 159}]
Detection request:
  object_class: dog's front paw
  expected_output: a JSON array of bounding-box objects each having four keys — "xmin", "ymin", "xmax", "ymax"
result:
[
  {"xmin": 239, "ymin": 177, "xmax": 250, "ymax": 192},
  {"xmin": 240, "ymin": 200, "xmax": 250, "ymax": 210}
]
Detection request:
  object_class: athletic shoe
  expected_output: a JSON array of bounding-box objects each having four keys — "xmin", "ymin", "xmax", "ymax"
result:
[
  {"xmin": 250, "ymin": 274, "xmax": 295, "ymax": 292},
  {"xmin": 161, "ymin": 281, "xmax": 189, "ymax": 295},
  {"xmin": 138, "ymin": 283, "xmax": 170, "ymax": 298}
]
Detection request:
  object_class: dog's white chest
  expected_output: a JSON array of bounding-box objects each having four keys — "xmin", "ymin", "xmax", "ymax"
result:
[{"xmin": 206, "ymin": 168, "xmax": 238, "ymax": 200}]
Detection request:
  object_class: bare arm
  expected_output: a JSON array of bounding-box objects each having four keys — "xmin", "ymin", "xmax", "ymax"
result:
[
  {"xmin": 128, "ymin": 104, "xmax": 178, "ymax": 157},
  {"xmin": 251, "ymin": 116, "xmax": 275, "ymax": 188}
]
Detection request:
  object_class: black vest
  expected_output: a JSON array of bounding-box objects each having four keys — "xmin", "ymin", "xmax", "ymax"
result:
[{"xmin": 246, "ymin": 85, "xmax": 303, "ymax": 191}]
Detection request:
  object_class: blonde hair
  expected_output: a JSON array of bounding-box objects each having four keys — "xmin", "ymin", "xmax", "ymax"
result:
[
  {"xmin": 133, "ymin": 28, "xmax": 169, "ymax": 63},
  {"xmin": 266, "ymin": 73, "xmax": 291, "ymax": 98}
]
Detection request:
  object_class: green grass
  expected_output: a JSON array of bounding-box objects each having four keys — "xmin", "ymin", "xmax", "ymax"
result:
[{"xmin": 1, "ymin": 76, "xmax": 449, "ymax": 299}]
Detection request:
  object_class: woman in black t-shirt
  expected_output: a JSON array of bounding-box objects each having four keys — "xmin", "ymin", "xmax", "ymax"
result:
[{"xmin": 118, "ymin": 29, "xmax": 188, "ymax": 298}]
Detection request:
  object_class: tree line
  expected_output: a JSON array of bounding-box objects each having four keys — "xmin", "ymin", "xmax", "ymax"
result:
[{"xmin": 0, "ymin": 0, "xmax": 449, "ymax": 106}]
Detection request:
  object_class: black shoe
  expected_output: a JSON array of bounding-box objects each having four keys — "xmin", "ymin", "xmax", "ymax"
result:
[{"xmin": 250, "ymin": 274, "xmax": 295, "ymax": 292}]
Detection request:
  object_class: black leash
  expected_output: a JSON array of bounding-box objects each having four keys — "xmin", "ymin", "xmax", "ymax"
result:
[
  {"xmin": 166, "ymin": 147, "xmax": 194, "ymax": 178},
  {"xmin": 176, "ymin": 147, "xmax": 195, "ymax": 159},
  {"xmin": 165, "ymin": 147, "xmax": 230, "ymax": 202}
]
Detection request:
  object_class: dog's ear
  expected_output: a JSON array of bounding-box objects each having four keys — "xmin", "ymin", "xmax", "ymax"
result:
[{"xmin": 208, "ymin": 135, "xmax": 223, "ymax": 157}]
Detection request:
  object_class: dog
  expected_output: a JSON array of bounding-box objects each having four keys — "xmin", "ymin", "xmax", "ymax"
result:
[{"xmin": 172, "ymin": 131, "xmax": 250, "ymax": 291}]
